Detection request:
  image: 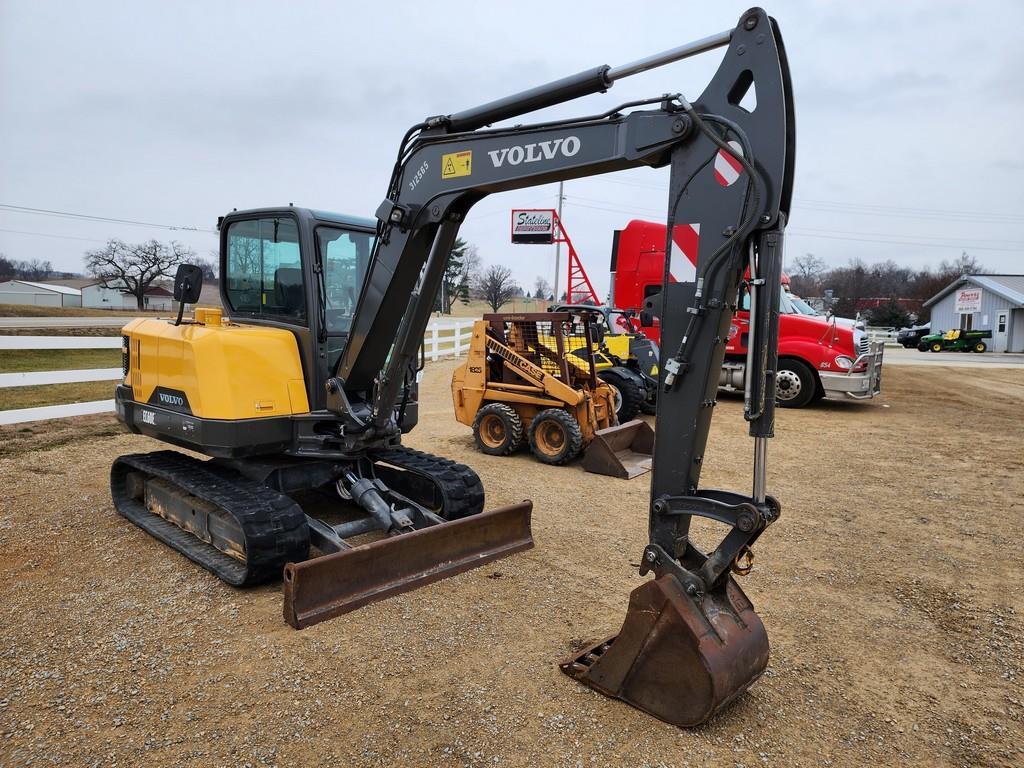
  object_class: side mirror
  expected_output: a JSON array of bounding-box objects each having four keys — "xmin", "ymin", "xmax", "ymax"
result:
[
  {"xmin": 173, "ymin": 263, "xmax": 204, "ymax": 304},
  {"xmin": 639, "ymin": 310, "xmax": 655, "ymax": 328},
  {"xmin": 172, "ymin": 264, "xmax": 204, "ymax": 326},
  {"xmin": 590, "ymin": 324, "xmax": 605, "ymax": 344}
]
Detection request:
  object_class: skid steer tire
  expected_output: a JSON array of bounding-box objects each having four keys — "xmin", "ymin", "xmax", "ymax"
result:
[
  {"xmin": 598, "ymin": 369, "xmax": 645, "ymax": 422},
  {"xmin": 528, "ymin": 409, "xmax": 584, "ymax": 465},
  {"xmin": 473, "ymin": 403, "xmax": 524, "ymax": 456}
]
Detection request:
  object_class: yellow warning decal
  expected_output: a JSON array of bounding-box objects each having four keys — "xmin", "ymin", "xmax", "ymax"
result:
[{"xmin": 441, "ymin": 150, "xmax": 472, "ymax": 179}]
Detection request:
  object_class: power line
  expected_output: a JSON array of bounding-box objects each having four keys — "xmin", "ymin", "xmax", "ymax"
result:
[
  {"xmin": 0, "ymin": 227, "xmax": 109, "ymax": 244},
  {"xmin": 786, "ymin": 230, "xmax": 1022, "ymax": 252},
  {"xmin": 586, "ymin": 177, "xmax": 1024, "ymax": 223},
  {"xmin": 559, "ymin": 199, "xmax": 1023, "ymax": 252},
  {"xmin": 0, "ymin": 203, "xmax": 217, "ymax": 233}
]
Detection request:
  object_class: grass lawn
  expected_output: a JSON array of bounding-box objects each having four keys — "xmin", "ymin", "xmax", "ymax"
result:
[
  {"xmin": 0, "ymin": 303, "xmax": 162, "ymax": 318},
  {"xmin": 0, "ymin": 349, "xmax": 121, "ymax": 373},
  {"xmin": 439, "ymin": 298, "xmax": 551, "ymax": 318},
  {"xmin": 0, "ymin": 381, "xmax": 116, "ymax": 411}
]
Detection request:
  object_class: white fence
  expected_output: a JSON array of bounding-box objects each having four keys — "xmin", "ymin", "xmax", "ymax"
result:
[
  {"xmin": 865, "ymin": 326, "xmax": 900, "ymax": 344},
  {"xmin": 0, "ymin": 317, "xmax": 478, "ymax": 425}
]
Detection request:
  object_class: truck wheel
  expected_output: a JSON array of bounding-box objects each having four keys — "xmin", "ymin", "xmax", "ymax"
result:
[
  {"xmin": 598, "ymin": 369, "xmax": 644, "ymax": 422},
  {"xmin": 775, "ymin": 359, "xmax": 816, "ymax": 409},
  {"xmin": 472, "ymin": 404, "xmax": 524, "ymax": 456},
  {"xmin": 528, "ymin": 409, "xmax": 584, "ymax": 465},
  {"xmin": 930, "ymin": 342, "xmax": 943, "ymax": 353},
  {"xmin": 973, "ymin": 341, "xmax": 987, "ymax": 353}
]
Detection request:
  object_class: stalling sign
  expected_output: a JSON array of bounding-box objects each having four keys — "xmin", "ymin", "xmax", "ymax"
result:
[
  {"xmin": 954, "ymin": 287, "xmax": 982, "ymax": 314},
  {"xmin": 511, "ymin": 209, "xmax": 556, "ymax": 244}
]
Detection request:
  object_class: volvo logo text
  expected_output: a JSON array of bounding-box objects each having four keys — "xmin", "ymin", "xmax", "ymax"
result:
[
  {"xmin": 158, "ymin": 392, "xmax": 185, "ymax": 407},
  {"xmin": 488, "ymin": 136, "xmax": 581, "ymax": 168}
]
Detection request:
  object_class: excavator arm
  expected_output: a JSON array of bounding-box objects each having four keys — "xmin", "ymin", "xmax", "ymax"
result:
[{"xmin": 330, "ymin": 6, "xmax": 794, "ymax": 726}]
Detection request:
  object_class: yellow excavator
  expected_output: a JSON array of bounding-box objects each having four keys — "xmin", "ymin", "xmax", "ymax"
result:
[{"xmin": 111, "ymin": 7, "xmax": 794, "ymax": 727}]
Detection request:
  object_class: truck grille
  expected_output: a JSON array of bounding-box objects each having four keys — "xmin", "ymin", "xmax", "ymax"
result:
[{"xmin": 856, "ymin": 334, "xmax": 870, "ymax": 356}]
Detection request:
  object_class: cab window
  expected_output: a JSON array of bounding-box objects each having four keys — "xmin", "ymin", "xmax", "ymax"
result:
[
  {"xmin": 225, "ymin": 218, "xmax": 305, "ymax": 322},
  {"xmin": 317, "ymin": 227, "xmax": 375, "ymax": 334}
]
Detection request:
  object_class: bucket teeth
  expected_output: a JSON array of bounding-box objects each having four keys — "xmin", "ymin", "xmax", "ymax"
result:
[{"xmin": 561, "ymin": 573, "xmax": 769, "ymax": 727}]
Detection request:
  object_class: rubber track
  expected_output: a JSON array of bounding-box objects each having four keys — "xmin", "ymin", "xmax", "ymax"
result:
[
  {"xmin": 111, "ymin": 451, "xmax": 309, "ymax": 586},
  {"xmin": 370, "ymin": 446, "xmax": 485, "ymax": 521}
]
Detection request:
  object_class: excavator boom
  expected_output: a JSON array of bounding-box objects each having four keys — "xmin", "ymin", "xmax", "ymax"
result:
[{"xmin": 320, "ymin": 6, "xmax": 793, "ymax": 726}]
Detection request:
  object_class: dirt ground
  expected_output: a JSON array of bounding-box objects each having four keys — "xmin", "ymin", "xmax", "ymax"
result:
[{"xmin": 1, "ymin": 362, "xmax": 1021, "ymax": 767}]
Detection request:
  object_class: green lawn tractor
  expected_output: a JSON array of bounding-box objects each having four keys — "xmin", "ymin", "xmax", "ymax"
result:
[{"xmin": 917, "ymin": 328, "xmax": 992, "ymax": 353}]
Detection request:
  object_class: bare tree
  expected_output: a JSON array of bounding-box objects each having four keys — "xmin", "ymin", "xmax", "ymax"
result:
[
  {"xmin": 789, "ymin": 253, "xmax": 827, "ymax": 296},
  {"xmin": 85, "ymin": 238, "xmax": 194, "ymax": 310},
  {"xmin": 478, "ymin": 264, "xmax": 518, "ymax": 312},
  {"xmin": 533, "ymin": 276, "xmax": 551, "ymax": 299}
]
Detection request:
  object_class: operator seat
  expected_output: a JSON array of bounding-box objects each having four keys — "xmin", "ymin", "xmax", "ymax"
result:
[{"xmin": 274, "ymin": 267, "xmax": 305, "ymax": 318}]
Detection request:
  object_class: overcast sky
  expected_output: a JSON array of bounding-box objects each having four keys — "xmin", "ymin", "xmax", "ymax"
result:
[{"xmin": 1, "ymin": 0, "xmax": 1021, "ymax": 298}]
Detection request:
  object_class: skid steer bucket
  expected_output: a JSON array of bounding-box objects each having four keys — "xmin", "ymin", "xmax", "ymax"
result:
[
  {"xmin": 582, "ymin": 420, "xmax": 655, "ymax": 479},
  {"xmin": 283, "ymin": 502, "xmax": 533, "ymax": 629},
  {"xmin": 560, "ymin": 572, "xmax": 768, "ymax": 727}
]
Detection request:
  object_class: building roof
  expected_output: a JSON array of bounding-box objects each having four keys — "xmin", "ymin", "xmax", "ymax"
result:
[
  {"xmin": 143, "ymin": 286, "xmax": 173, "ymax": 297},
  {"xmin": 42, "ymin": 278, "xmax": 99, "ymax": 290},
  {"xmin": 924, "ymin": 274, "xmax": 1024, "ymax": 308},
  {"xmin": 3, "ymin": 279, "xmax": 81, "ymax": 295}
]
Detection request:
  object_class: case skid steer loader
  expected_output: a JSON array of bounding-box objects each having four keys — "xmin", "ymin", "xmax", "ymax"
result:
[
  {"xmin": 111, "ymin": 6, "xmax": 793, "ymax": 727},
  {"xmin": 452, "ymin": 311, "xmax": 654, "ymax": 477}
]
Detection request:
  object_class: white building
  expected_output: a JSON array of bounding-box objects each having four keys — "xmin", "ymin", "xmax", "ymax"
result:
[
  {"xmin": 924, "ymin": 274, "xmax": 1024, "ymax": 353},
  {"xmin": 0, "ymin": 279, "xmax": 82, "ymax": 308},
  {"xmin": 80, "ymin": 281, "xmax": 174, "ymax": 311}
]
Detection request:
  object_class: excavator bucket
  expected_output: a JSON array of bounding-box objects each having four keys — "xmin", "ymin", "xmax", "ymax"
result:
[
  {"xmin": 582, "ymin": 420, "xmax": 655, "ymax": 479},
  {"xmin": 283, "ymin": 502, "xmax": 533, "ymax": 629},
  {"xmin": 560, "ymin": 572, "xmax": 769, "ymax": 727}
]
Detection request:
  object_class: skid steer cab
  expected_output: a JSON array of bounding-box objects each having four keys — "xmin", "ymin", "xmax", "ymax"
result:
[{"xmin": 548, "ymin": 303, "xmax": 660, "ymax": 420}]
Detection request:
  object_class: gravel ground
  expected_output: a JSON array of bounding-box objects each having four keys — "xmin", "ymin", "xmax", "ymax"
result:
[{"xmin": 1, "ymin": 363, "xmax": 1021, "ymax": 767}]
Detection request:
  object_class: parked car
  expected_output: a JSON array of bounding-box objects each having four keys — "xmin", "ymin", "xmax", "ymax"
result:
[
  {"xmin": 917, "ymin": 329, "xmax": 991, "ymax": 353},
  {"xmin": 897, "ymin": 323, "xmax": 931, "ymax": 348}
]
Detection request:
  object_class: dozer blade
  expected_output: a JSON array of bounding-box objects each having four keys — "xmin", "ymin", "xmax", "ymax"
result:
[
  {"xmin": 582, "ymin": 419, "xmax": 654, "ymax": 479},
  {"xmin": 283, "ymin": 502, "xmax": 533, "ymax": 629},
  {"xmin": 560, "ymin": 572, "xmax": 768, "ymax": 727}
]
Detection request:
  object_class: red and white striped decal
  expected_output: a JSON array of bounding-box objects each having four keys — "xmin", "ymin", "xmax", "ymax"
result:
[
  {"xmin": 713, "ymin": 141, "xmax": 744, "ymax": 187},
  {"xmin": 668, "ymin": 223, "xmax": 699, "ymax": 282}
]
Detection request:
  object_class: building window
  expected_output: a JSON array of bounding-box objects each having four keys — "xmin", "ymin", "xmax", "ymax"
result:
[
  {"xmin": 998, "ymin": 313, "xmax": 1007, "ymax": 333},
  {"xmin": 959, "ymin": 313, "xmax": 974, "ymax": 330}
]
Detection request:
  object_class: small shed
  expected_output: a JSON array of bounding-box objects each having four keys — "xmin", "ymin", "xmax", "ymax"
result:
[
  {"xmin": 0, "ymin": 279, "xmax": 82, "ymax": 308},
  {"xmin": 924, "ymin": 275, "xmax": 1024, "ymax": 353}
]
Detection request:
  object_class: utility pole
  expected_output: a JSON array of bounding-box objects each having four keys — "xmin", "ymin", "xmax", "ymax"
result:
[{"xmin": 553, "ymin": 181, "xmax": 564, "ymax": 300}]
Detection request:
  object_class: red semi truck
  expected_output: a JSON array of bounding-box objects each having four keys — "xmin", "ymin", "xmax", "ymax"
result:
[{"xmin": 609, "ymin": 220, "xmax": 883, "ymax": 408}]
